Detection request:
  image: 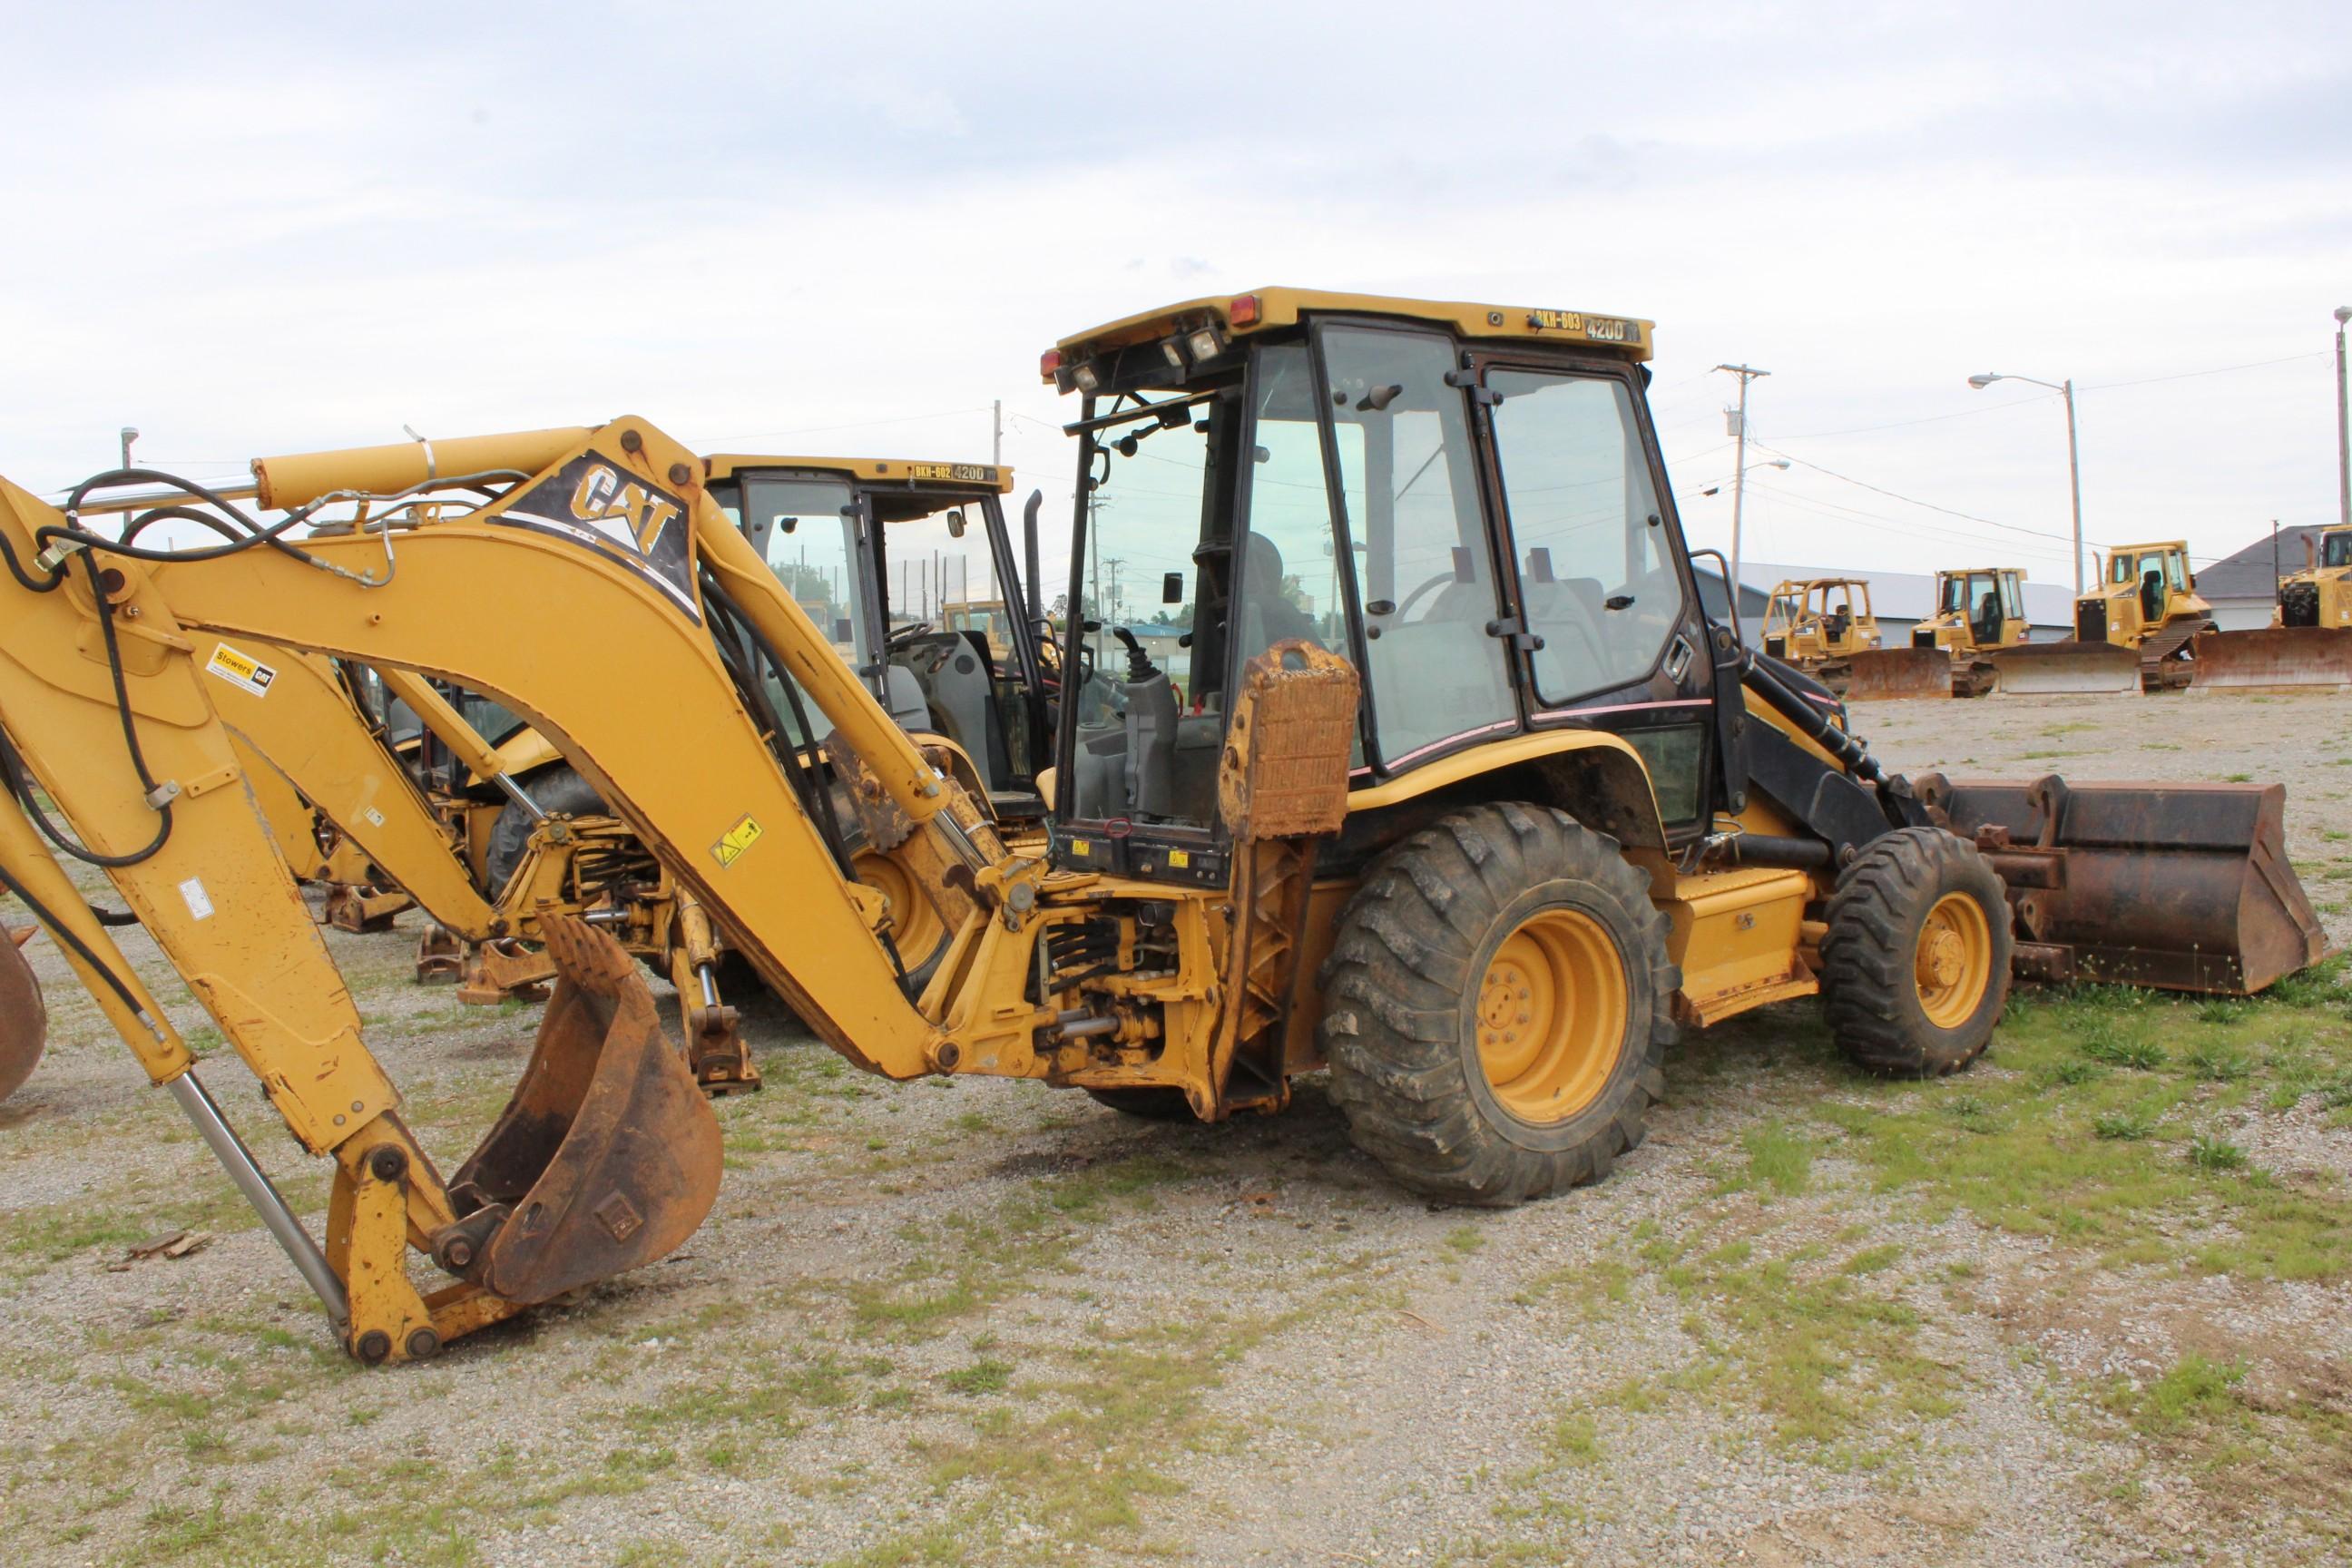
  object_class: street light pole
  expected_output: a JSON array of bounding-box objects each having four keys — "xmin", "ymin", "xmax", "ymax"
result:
[
  {"xmin": 1968, "ymin": 371, "xmax": 2085, "ymax": 596},
  {"xmin": 2334, "ymin": 307, "xmax": 2349, "ymax": 532},
  {"xmin": 1714, "ymin": 363, "xmax": 1770, "ymax": 591},
  {"xmin": 119, "ymin": 426, "xmax": 139, "ymax": 473}
]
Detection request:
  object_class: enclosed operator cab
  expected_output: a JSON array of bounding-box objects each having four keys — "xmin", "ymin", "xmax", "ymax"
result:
[
  {"xmin": 1916, "ymin": 568, "xmax": 2027, "ymax": 653},
  {"xmin": 704, "ymin": 456, "xmax": 1053, "ymax": 818},
  {"xmin": 1041, "ymin": 289, "xmax": 1735, "ymax": 883}
]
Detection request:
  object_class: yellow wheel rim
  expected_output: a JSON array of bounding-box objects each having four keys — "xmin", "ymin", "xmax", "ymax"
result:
[
  {"xmin": 1914, "ymin": 891, "xmax": 1993, "ymax": 1028},
  {"xmin": 1475, "ymin": 908, "xmax": 1627, "ymax": 1125},
  {"xmin": 853, "ymin": 848, "xmax": 946, "ymax": 970}
]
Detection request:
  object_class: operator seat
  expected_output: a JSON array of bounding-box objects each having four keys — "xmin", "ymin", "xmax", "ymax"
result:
[{"xmin": 1236, "ymin": 532, "xmax": 1319, "ymax": 656}]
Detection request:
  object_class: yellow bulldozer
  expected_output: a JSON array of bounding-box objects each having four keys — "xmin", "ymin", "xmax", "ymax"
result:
[
  {"xmin": 1989, "ymin": 541, "xmax": 2215, "ymax": 694},
  {"xmin": 2184, "ymin": 524, "xmax": 2352, "ymax": 692},
  {"xmin": 1758, "ymin": 577, "xmax": 1880, "ymax": 690},
  {"xmin": 0, "ymin": 289, "xmax": 2329, "ymax": 1367}
]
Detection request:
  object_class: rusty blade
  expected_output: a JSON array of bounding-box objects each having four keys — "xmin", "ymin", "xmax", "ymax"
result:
[
  {"xmin": 1922, "ymin": 775, "xmax": 2331, "ymax": 995},
  {"xmin": 446, "ymin": 916, "xmax": 721, "ymax": 1305},
  {"xmin": 2186, "ymin": 628, "xmax": 2352, "ymax": 694},
  {"xmin": 1840, "ymin": 648, "xmax": 1955, "ymax": 701},
  {"xmin": 0, "ymin": 926, "xmax": 44, "ymax": 1103},
  {"xmin": 1986, "ymin": 641, "xmax": 2141, "ymax": 696}
]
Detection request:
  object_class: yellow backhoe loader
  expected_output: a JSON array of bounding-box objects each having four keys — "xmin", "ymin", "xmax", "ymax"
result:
[
  {"xmin": 1989, "ymin": 542, "xmax": 2214, "ymax": 694},
  {"xmin": 2186, "ymin": 524, "xmax": 2352, "ymax": 691},
  {"xmin": 0, "ymin": 290, "xmax": 2328, "ymax": 1367},
  {"xmin": 1861, "ymin": 566, "xmax": 2032, "ymax": 699}
]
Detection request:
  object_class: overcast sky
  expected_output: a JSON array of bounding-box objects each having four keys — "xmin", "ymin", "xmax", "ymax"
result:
[{"xmin": 5, "ymin": 1, "xmax": 2347, "ymax": 601}]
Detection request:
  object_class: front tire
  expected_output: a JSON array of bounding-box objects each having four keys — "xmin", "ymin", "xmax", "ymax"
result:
[
  {"xmin": 1819, "ymin": 827, "xmax": 2012, "ymax": 1076},
  {"xmin": 1318, "ymin": 804, "xmax": 1678, "ymax": 1207}
]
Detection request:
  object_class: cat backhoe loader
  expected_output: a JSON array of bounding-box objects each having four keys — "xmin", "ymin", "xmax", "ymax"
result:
[
  {"xmin": 1990, "ymin": 542, "xmax": 2214, "ymax": 694},
  {"xmin": 0, "ymin": 292, "xmax": 2328, "ymax": 1361},
  {"xmin": 2186, "ymin": 524, "xmax": 2352, "ymax": 692}
]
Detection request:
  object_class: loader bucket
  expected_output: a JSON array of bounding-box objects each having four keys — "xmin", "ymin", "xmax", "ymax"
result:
[
  {"xmin": 1840, "ymin": 648, "xmax": 1954, "ymax": 701},
  {"xmin": 1986, "ymin": 641, "xmax": 2141, "ymax": 696},
  {"xmin": 0, "ymin": 926, "xmax": 43, "ymax": 1103},
  {"xmin": 1916, "ymin": 775, "xmax": 2331, "ymax": 995},
  {"xmin": 2185, "ymin": 628, "xmax": 2352, "ymax": 694},
  {"xmin": 440, "ymin": 916, "xmax": 720, "ymax": 1305}
]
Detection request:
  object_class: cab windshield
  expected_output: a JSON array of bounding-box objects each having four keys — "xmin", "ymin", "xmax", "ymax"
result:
[{"xmin": 2326, "ymin": 532, "xmax": 2352, "ymax": 570}]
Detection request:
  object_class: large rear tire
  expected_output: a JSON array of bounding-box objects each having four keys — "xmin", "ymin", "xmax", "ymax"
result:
[
  {"xmin": 484, "ymin": 765, "xmax": 607, "ymax": 893},
  {"xmin": 1318, "ymin": 804, "xmax": 1678, "ymax": 1207},
  {"xmin": 1819, "ymin": 827, "xmax": 2012, "ymax": 1076}
]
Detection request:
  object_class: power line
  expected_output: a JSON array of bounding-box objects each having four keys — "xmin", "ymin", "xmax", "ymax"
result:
[
  {"xmin": 2077, "ymin": 350, "xmax": 2328, "ymax": 393},
  {"xmin": 1769, "ymin": 391, "xmax": 2060, "ymax": 441},
  {"xmin": 1748, "ymin": 441, "xmax": 2102, "ymax": 549}
]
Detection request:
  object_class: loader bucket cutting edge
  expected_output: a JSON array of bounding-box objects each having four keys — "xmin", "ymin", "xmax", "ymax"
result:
[
  {"xmin": 1985, "ymin": 642, "xmax": 2141, "ymax": 697},
  {"xmin": 1917, "ymin": 775, "xmax": 2332, "ymax": 996},
  {"xmin": 443, "ymin": 916, "xmax": 720, "ymax": 1305},
  {"xmin": 1839, "ymin": 648, "xmax": 1955, "ymax": 701},
  {"xmin": 2185, "ymin": 628, "xmax": 2352, "ymax": 693},
  {"xmin": 0, "ymin": 926, "xmax": 44, "ymax": 1103}
]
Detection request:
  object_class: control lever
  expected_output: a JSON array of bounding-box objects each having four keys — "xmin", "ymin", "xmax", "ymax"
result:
[{"xmin": 1110, "ymin": 625, "xmax": 1159, "ymax": 681}]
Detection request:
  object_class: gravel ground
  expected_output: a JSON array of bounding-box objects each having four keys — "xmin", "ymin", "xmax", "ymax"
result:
[{"xmin": 2, "ymin": 691, "xmax": 2348, "ymax": 1567}]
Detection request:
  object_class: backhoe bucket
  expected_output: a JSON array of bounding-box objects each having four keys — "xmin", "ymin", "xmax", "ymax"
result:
[
  {"xmin": 1839, "ymin": 648, "xmax": 1954, "ymax": 701},
  {"xmin": 0, "ymin": 926, "xmax": 43, "ymax": 1103},
  {"xmin": 439, "ymin": 916, "xmax": 720, "ymax": 1305},
  {"xmin": 1916, "ymin": 775, "xmax": 2331, "ymax": 995},
  {"xmin": 1986, "ymin": 641, "xmax": 2141, "ymax": 696},
  {"xmin": 2185, "ymin": 628, "xmax": 2352, "ymax": 693}
]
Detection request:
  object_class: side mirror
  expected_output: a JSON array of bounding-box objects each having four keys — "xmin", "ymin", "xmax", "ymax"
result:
[
  {"xmin": 946, "ymin": 509, "xmax": 966, "ymax": 539},
  {"xmin": 1162, "ymin": 572, "xmax": 1183, "ymax": 604}
]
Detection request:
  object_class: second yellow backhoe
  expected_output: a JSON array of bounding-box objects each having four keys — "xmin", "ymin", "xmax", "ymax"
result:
[{"xmin": 0, "ymin": 289, "xmax": 2328, "ymax": 1368}]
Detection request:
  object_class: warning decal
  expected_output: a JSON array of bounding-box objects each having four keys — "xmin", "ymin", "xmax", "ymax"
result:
[
  {"xmin": 205, "ymin": 642, "xmax": 278, "ymax": 699},
  {"xmin": 710, "ymin": 815, "xmax": 763, "ymax": 868}
]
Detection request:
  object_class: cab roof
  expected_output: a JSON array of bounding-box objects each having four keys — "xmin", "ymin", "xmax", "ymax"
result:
[
  {"xmin": 701, "ymin": 454, "xmax": 1012, "ymax": 493},
  {"xmin": 1045, "ymin": 287, "xmax": 1654, "ymax": 379}
]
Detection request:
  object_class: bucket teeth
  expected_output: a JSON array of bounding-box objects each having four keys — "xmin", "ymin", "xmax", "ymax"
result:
[{"xmin": 438, "ymin": 916, "xmax": 721, "ymax": 1305}]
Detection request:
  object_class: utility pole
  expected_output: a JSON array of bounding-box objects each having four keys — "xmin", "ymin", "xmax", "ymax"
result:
[
  {"xmin": 993, "ymin": 399, "xmax": 1003, "ymax": 468},
  {"xmin": 1104, "ymin": 556, "xmax": 1125, "ymax": 633},
  {"xmin": 1713, "ymin": 364, "xmax": 1770, "ymax": 593},
  {"xmin": 2335, "ymin": 307, "xmax": 2350, "ymax": 532}
]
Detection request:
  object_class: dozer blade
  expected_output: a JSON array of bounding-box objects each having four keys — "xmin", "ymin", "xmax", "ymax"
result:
[
  {"xmin": 1839, "ymin": 648, "xmax": 1954, "ymax": 701},
  {"xmin": 0, "ymin": 926, "xmax": 44, "ymax": 1103},
  {"xmin": 1916, "ymin": 775, "xmax": 2332, "ymax": 995},
  {"xmin": 2186, "ymin": 628, "xmax": 2352, "ymax": 694},
  {"xmin": 437, "ymin": 916, "xmax": 720, "ymax": 1305},
  {"xmin": 1985, "ymin": 641, "xmax": 2141, "ymax": 697}
]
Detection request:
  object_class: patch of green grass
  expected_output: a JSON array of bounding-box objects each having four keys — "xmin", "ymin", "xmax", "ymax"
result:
[
  {"xmin": 2092, "ymin": 1111, "xmax": 2157, "ymax": 1142},
  {"xmin": 1739, "ymin": 1120, "xmax": 1813, "ymax": 1197},
  {"xmin": 1545, "ymin": 1412, "xmax": 1601, "ymax": 1466},
  {"xmin": 2188, "ymin": 1044, "xmax": 2253, "ymax": 1083},
  {"xmin": 1811, "ymin": 983, "xmax": 2352, "ymax": 1281},
  {"xmin": 2189, "ymin": 1134, "xmax": 2248, "ymax": 1172},
  {"xmin": 1625, "ymin": 1227, "xmax": 1957, "ymax": 1455},
  {"xmin": 2108, "ymin": 1352, "xmax": 2246, "ymax": 1435},
  {"xmin": 1444, "ymin": 1226, "xmax": 1485, "ymax": 1256},
  {"xmin": 943, "ymin": 1357, "xmax": 1013, "ymax": 1396}
]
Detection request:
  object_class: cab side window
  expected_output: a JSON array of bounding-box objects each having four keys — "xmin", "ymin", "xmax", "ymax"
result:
[{"xmin": 1488, "ymin": 371, "xmax": 1677, "ymax": 704}]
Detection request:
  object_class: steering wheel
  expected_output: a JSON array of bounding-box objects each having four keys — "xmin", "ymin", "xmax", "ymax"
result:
[
  {"xmin": 1394, "ymin": 571, "xmax": 1455, "ymax": 621},
  {"xmin": 886, "ymin": 621, "xmax": 934, "ymax": 650}
]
